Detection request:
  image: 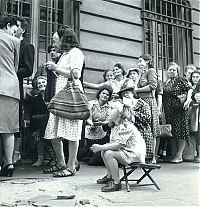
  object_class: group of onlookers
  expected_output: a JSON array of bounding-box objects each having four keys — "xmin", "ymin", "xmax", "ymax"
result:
[{"xmin": 0, "ymin": 15, "xmax": 200, "ymax": 192}]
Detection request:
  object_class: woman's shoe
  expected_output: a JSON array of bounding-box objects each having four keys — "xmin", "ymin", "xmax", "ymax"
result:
[
  {"xmin": 170, "ymin": 157, "xmax": 183, "ymax": 164},
  {"xmin": 0, "ymin": 164, "xmax": 14, "ymax": 177},
  {"xmin": 97, "ymin": 175, "xmax": 112, "ymax": 184},
  {"xmin": 32, "ymin": 159, "xmax": 44, "ymax": 167},
  {"xmin": 53, "ymin": 168, "xmax": 76, "ymax": 177},
  {"xmin": 101, "ymin": 181, "xmax": 122, "ymax": 192},
  {"xmin": 75, "ymin": 162, "xmax": 80, "ymax": 171}
]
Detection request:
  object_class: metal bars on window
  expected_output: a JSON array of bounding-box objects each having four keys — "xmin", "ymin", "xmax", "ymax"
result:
[{"xmin": 141, "ymin": 0, "xmax": 193, "ymax": 79}]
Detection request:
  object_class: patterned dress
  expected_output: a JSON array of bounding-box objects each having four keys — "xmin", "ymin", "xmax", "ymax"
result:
[
  {"xmin": 163, "ymin": 77, "xmax": 190, "ymax": 140},
  {"xmin": 85, "ymin": 99, "xmax": 110, "ymax": 140},
  {"xmin": 44, "ymin": 48, "xmax": 84, "ymax": 141},
  {"xmin": 137, "ymin": 68, "xmax": 160, "ymax": 139},
  {"xmin": 133, "ymin": 99, "xmax": 154, "ymax": 163}
]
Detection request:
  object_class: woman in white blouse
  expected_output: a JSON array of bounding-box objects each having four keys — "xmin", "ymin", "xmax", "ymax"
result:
[{"xmin": 43, "ymin": 26, "xmax": 84, "ymax": 177}]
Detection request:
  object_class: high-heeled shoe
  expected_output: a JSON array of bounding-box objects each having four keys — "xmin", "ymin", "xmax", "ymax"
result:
[
  {"xmin": 0, "ymin": 163, "xmax": 15, "ymax": 177},
  {"xmin": 75, "ymin": 162, "xmax": 80, "ymax": 172}
]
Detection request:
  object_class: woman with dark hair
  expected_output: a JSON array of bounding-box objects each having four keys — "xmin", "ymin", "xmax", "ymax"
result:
[
  {"xmin": 82, "ymin": 85, "xmax": 113, "ymax": 164},
  {"xmin": 84, "ymin": 63, "xmax": 130, "ymax": 100},
  {"xmin": 103, "ymin": 69, "xmax": 114, "ymax": 82},
  {"xmin": 0, "ymin": 16, "xmax": 20, "ymax": 177},
  {"xmin": 134, "ymin": 54, "xmax": 160, "ymax": 163},
  {"xmin": 43, "ymin": 26, "xmax": 85, "ymax": 177},
  {"xmin": 163, "ymin": 62, "xmax": 191, "ymax": 163}
]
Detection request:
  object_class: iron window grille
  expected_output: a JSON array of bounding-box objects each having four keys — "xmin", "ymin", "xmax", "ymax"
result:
[{"xmin": 141, "ymin": 0, "xmax": 193, "ymax": 80}]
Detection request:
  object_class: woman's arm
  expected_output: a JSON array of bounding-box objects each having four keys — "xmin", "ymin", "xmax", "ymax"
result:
[
  {"xmin": 135, "ymin": 68, "xmax": 157, "ymax": 93},
  {"xmin": 90, "ymin": 142, "xmax": 122, "ymax": 153},
  {"xmin": 83, "ymin": 81, "xmax": 106, "ymax": 89}
]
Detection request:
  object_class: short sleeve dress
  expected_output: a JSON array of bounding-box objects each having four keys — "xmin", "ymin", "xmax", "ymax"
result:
[
  {"xmin": 44, "ymin": 48, "xmax": 84, "ymax": 141},
  {"xmin": 109, "ymin": 101, "xmax": 146, "ymax": 164},
  {"xmin": 85, "ymin": 99, "xmax": 110, "ymax": 140}
]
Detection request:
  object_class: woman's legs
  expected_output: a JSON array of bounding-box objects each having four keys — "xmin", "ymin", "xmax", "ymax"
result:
[
  {"xmin": 51, "ymin": 138, "xmax": 66, "ymax": 167},
  {"xmin": 67, "ymin": 140, "xmax": 79, "ymax": 171},
  {"xmin": 2, "ymin": 133, "xmax": 15, "ymax": 168},
  {"xmin": 176, "ymin": 139, "xmax": 186, "ymax": 158},
  {"xmin": 101, "ymin": 151, "xmax": 112, "ymax": 178},
  {"xmin": 102, "ymin": 150, "xmax": 127, "ymax": 184},
  {"xmin": 32, "ymin": 141, "xmax": 44, "ymax": 167}
]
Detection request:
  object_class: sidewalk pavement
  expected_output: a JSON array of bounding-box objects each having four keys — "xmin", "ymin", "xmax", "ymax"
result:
[{"xmin": 0, "ymin": 160, "xmax": 199, "ymax": 207}]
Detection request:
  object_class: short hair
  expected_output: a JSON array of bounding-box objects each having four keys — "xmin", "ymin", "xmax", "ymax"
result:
[
  {"xmin": 167, "ymin": 62, "xmax": 180, "ymax": 76},
  {"xmin": 57, "ymin": 25, "xmax": 80, "ymax": 52},
  {"xmin": 96, "ymin": 85, "xmax": 113, "ymax": 101},
  {"xmin": 0, "ymin": 16, "xmax": 17, "ymax": 29},
  {"xmin": 139, "ymin": 54, "xmax": 154, "ymax": 68},
  {"xmin": 113, "ymin": 63, "xmax": 126, "ymax": 76},
  {"xmin": 190, "ymin": 70, "xmax": 200, "ymax": 85},
  {"xmin": 16, "ymin": 17, "xmax": 28, "ymax": 37},
  {"xmin": 103, "ymin": 69, "xmax": 113, "ymax": 81},
  {"xmin": 184, "ymin": 64, "xmax": 196, "ymax": 73}
]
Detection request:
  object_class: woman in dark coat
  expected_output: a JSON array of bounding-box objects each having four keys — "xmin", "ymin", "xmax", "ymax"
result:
[{"xmin": 163, "ymin": 62, "xmax": 191, "ymax": 163}]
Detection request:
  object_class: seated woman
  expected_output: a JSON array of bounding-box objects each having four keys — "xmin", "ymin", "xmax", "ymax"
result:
[
  {"xmin": 90, "ymin": 82, "xmax": 146, "ymax": 192},
  {"xmin": 83, "ymin": 85, "xmax": 113, "ymax": 165},
  {"xmin": 26, "ymin": 76, "xmax": 49, "ymax": 167}
]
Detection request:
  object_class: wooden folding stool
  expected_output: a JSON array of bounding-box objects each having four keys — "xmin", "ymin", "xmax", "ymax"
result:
[{"xmin": 120, "ymin": 163, "xmax": 161, "ymax": 192}]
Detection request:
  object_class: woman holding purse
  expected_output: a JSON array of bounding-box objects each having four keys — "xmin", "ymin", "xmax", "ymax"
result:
[{"xmin": 43, "ymin": 26, "xmax": 85, "ymax": 177}]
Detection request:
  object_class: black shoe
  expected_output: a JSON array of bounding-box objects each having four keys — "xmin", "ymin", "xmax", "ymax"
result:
[
  {"xmin": 101, "ymin": 181, "xmax": 122, "ymax": 192},
  {"xmin": 0, "ymin": 163, "xmax": 14, "ymax": 177},
  {"xmin": 75, "ymin": 162, "xmax": 80, "ymax": 171},
  {"xmin": 97, "ymin": 175, "xmax": 112, "ymax": 184}
]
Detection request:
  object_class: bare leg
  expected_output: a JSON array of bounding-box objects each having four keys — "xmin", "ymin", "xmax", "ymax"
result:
[
  {"xmin": 67, "ymin": 141, "xmax": 79, "ymax": 170},
  {"xmin": 2, "ymin": 133, "xmax": 15, "ymax": 168},
  {"xmin": 32, "ymin": 141, "xmax": 44, "ymax": 167},
  {"xmin": 176, "ymin": 139, "xmax": 186, "ymax": 158},
  {"xmin": 51, "ymin": 138, "xmax": 66, "ymax": 167},
  {"xmin": 101, "ymin": 151, "xmax": 112, "ymax": 178},
  {"xmin": 103, "ymin": 150, "xmax": 128, "ymax": 184}
]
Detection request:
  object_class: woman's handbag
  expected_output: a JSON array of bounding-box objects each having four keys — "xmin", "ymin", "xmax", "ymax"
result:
[
  {"xmin": 159, "ymin": 110, "xmax": 173, "ymax": 138},
  {"xmin": 47, "ymin": 72, "xmax": 90, "ymax": 120}
]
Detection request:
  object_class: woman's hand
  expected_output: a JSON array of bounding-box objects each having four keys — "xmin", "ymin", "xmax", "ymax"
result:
[
  {"xmin": 45, "ymin": 61, "xmax": 57, "ymax": 71},
  {"xmin": 90, "ymin": 144, "xmax": 102, "ymax": 153},
  {"xmin": 194, "ymin": 93, "xmax": 200, "ymax": 103}
]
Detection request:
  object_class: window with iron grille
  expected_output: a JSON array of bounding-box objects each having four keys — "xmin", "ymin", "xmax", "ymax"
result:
[{"xmin": 141, "ymin": 0, "xmax": 193, "ymax": 80}]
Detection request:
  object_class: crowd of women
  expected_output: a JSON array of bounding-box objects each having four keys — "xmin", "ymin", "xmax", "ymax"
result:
[{"xmin": 0, "ymin": 16, "xmax": 200, "ymax": 192}]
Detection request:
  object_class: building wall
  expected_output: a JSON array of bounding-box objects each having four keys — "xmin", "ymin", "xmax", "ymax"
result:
[
  {"xmin": 80, "ymin": 0, "xmax": 143, "ymax": 98},
  {"xmin": 191, "ymin": 0, "xmax": 200, "ymax": 69}
]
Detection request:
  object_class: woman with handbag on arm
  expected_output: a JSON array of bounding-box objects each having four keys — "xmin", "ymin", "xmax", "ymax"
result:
[
  {"xmin": 163, "ymin": 62, "xmax": 191, "ymax": 163},
  {"xmin": 43, "ymin": 26, "xmax": 85, "ymax": 177}
]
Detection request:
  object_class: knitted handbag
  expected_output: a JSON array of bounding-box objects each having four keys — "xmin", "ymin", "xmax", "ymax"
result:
[
  {"xmin": 48, "ymin": 72, "xmax": 90, "ymax": 120},
  {"xmin": 159, "ymin": 109, "xmax": 173, "ymax": 138}
]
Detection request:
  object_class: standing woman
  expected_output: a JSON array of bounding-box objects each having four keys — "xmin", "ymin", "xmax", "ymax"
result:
[
  {"xmin": 163, "ymin": 62, "xmax": 190, "ymax": 163},
  {"xmin": 134, "ymin": 54, "xmax": 160, "ymax": 163},
  {"xmin": 0, "ymin": 16, "xmax": 20, "ymax": 176},
  {"xmin": 43, "ymin": 26, "xmax": 84, "ymax": 177}
]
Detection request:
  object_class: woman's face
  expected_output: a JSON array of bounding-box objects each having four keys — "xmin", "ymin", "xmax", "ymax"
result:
[
  {"xmin": 185, "ymin": 68, "xmax": 194, "ymax": 80},
  {"xmin": 37, "ymin": 78, "xmax": 47, "ymax": 92},
  {"xmin": 99, "ymin": 89, "xmax": 110, "ymax": 102},
  {"xmin": 167, "ymin": 65, "xmax": 178, "ymax": 79},
  {"xmin": 105, "ymin": 70, "xmax": 114, "ymax": 81},
  {"xmin": 138, "ymin": 58, "xmax": 148, "ymax": 72},
  {"xmin": 113, "ymin": 66, "xmax": 123, "ymax": 77},
  {"xmin": 52, "ymin": 32, "xmax": 62, "ymax": 52},
  {"xmin": 192, "ymin": 72, "xmax": 200, "ymax": 85},
  {"xmin": 128, "ymin": 71, "xmax": 139, "ymax": 81}
]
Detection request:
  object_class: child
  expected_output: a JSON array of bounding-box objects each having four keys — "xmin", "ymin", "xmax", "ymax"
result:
[{"xmin": 91, "ymin": 86, "xmax": 146, "ymax": 192}]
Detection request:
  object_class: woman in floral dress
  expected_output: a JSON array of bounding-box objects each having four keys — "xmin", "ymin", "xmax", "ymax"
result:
[
  {"xmin": 134, "ymin": 54, "xmax": 160, "ymax": 163},
  {"xmin": 43, "ymin": 26, "xmax": 85, "ymax": 176},
  {"xmin": 163, "ymin": 62, "xmax": 191, "ymax": 163}
]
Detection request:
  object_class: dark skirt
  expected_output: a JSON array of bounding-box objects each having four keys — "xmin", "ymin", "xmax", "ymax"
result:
[{"xmin": 0, "ymin": 95, "xmax": 19, "ymax": 133}]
